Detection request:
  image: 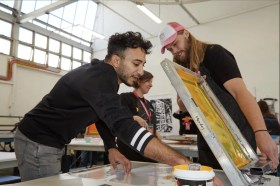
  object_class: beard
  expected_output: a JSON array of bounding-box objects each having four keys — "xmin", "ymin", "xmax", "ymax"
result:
[
  {"xmin": 173, "ymin": 38, "xmax": 190, "ymax": 68},
  {"xmin": 173, "ymin": 50, "xmax": 189, "ymax": 68},
  {"xmin": 117, "ymin": 64, "xmax": 137, "ymax": 87}
]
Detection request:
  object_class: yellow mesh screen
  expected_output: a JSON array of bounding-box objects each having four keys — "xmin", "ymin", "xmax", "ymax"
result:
[{"xmin": 176, "ymin": 68, "xmax": 250, "ymax": 168}]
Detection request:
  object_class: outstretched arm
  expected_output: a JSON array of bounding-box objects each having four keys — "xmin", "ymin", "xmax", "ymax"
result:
[
  {"xmin": 144, "ymin": 137, "xmax": 191, "ymax": 166},
  {"xmin": 224, "ymin": 78, "xmax": 279, "ymax": 170}
]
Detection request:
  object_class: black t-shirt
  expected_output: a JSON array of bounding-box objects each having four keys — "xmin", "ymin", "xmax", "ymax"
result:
[
  {"xmin": 196, "ymin": 45, "xmax": 256, "ymax": 169},
  {"xmin": 18, "ymin": 59, "xmax": 153, "ymax": 155},
  {"xmin": 202, "ymin": 44, "xmax": 242, "ymax": 90},
  {"xmin": 120, "ymin": 92, "xmax": 156, "ymax": 130}
]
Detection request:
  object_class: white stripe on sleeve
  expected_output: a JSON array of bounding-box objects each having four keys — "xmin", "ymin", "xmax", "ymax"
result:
[
  {"xmin": 137, "ymin": 132, "xmax": 152, "ymax": 151},
  {"xmin": 130, "ymin": 128, "xmax": 145, "ymax": 146}
]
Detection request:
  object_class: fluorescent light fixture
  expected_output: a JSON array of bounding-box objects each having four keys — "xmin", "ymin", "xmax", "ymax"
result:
[
  {"xmin": 76, "ymin": 25, "xmax": 105, "ymax": 39},
  {"xmin": 136, "ymin": 4, "xmax": 162, "ymax": 24}
]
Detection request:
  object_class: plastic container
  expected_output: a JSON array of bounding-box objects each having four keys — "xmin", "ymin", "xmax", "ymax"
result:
[{"xmin": 173, "ymin": 164, "xmax": 215, "ymax": 186}]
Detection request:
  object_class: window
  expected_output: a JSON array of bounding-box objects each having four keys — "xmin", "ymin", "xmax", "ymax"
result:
[
  {"xmin": 83, "ymin": 51, "xmax": 91, "ymax": 63},
  {"xmin": 34, "ymin": 49, "xmax": 46, "ymax": 64},
  {"xmin": 0, "ymin": 20, "xmax": 12, "ymax": 37},
  {"xmin": 0, "ymin": 38, "xmax": 11, "ymax": 55},
  {"xmin": 73, "ymin": 60, "xmax": 82, "ymax": 69},
  {"xmin": 49, "ymin": 39, "xmax": 60, "ymax": 53},
  {"xmin": 62, "ymin": 43, "xmax": 71, "ymax": 57},
  {"xmin": 48, "ymin": 53, "xmax": 59, "ymax": 68},
  {"xmin": 19, "ymin": 28, "xmax": 33, "ymax": 44},
  {"xmin": 73, "ymin": 47, "xmax": 82, "ymax": 60},
  {"xmin": 61, "ymin": 57, "xmax": 71, "ymax": 71},
  {"xmin": 35, "ymin": 33, "xmax": 47, "ymax": 49},
  {"xmin": 21, "ymin": 1, "xmax": 36, "ymax": 14},
  {"xmin": 27, "ymin": 0, "xmax": 98, "ymax": 43},
  {"xmin": 17, "ymin": 44, "xmax": 33, "ymax": 61},
  {"xmin": 0, "ymin": 0, "xmax": 14, "ymax": 9}
]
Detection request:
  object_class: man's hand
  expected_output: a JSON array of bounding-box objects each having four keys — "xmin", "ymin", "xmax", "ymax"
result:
[
  {"xmin": 133, "ymin": 115, "xmax": 148, "ymax": 129},
  {"xmin": 108, "ymin": 148, "xmax": 132, "ymax": 174},
  {"xmin": 213, "ymin": 176, "xmax": 224, "ymax": 186},
  {"xmin": 255, "ymin": 131, "xmax": 279, "ymax": 170}
]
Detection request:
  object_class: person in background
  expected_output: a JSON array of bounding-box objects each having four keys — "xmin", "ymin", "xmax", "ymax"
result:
[
  {"xmin": 173, "ymin": 103, "xmax": 198, "ymax": 135},
  {"xmin": 79, "ymin": 123, "xmax": 99, "ymax": 168},
  {"xmin": 159, "ymin": 22, "xmax": 279, "ymax": 170},
  {"xmin": 258, "ymin": 99, "xmax": 280, "ymax": 136},
  {"xmin": 14, "ymin": 31, "xmax": 191, "ymax": 182},
  {"xmin": 79, "ymin": 151, "xmax": 98, "ymax": 167},
  {"xmin": 117, "ymin": 70, "xmax": 159, "ymax": 162}
]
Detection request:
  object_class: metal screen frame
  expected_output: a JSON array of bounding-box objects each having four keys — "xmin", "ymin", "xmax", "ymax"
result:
[{"xmin": 161, "ymin": 59, "xmax": 261, "ymax": 185}]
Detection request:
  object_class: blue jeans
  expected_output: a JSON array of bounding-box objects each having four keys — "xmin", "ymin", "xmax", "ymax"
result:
[{"xmin": 14, "ymin": 129, "xmax": 64, "ymax": 181}]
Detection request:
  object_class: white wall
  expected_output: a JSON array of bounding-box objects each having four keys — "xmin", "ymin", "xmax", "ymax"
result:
[{"xmin": 0, "ymin": 56, "xmax": 65, "ymax": 116}]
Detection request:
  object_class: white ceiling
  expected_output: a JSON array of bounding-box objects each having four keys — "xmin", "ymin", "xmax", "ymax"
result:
[{"xmin": 91, "ymin": 0, "xmax": 279, "ymax": 52}]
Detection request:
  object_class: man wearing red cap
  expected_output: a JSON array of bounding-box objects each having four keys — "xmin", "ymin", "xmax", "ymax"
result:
[{"xmin": 159, "ymin": 22, "xmax": 279, "ymax": 170}]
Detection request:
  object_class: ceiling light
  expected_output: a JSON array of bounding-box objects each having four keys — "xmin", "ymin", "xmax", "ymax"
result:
[{"xmin": 136, "ymin": 3, "xmax": 162, "ymax": 24}]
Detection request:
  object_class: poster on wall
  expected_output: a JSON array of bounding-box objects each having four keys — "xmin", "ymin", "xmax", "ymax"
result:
[{"xmin": 147, "ymin": 94, "xmax": 179, "ymax": 136}]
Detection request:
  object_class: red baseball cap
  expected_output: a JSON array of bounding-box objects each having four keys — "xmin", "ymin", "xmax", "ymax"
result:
[{"xmin": 159, "ymin": 22, "xmax": 185, "ymax": 54}]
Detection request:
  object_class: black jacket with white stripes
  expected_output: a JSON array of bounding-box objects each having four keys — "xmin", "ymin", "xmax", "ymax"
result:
[{"xmin": 18, "ymin": 59, "xmax": 153, "ymax": 155}]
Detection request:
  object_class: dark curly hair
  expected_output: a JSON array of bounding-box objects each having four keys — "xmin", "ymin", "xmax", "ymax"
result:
[{"xmin": 105, "ymin": 31, "xmax": 152, "ymax": 61}]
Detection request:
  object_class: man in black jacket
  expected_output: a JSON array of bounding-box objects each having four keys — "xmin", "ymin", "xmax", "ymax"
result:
[{"xmin": 14, "ymin": 31, "xmax": 190, "ymax": 181}]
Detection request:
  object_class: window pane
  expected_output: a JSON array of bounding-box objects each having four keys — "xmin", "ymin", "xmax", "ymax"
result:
[
  {"xmin": 0, "ymin": 38, "xmax": 11, "ymax": 55},
  {"xmin": 84, "ymin": 1, "xmax": 97, "ymax": 29},
  {"xmin": 35, "ymin": 33, "xmax": 47, "ymax": 49},
  {"xmin": 17, "ymin": 44, "xmax": 33, "ymax": 61},
  {"xmin": 61, "ymin": 57, "xmax": 71, "ymax": 71},
  {"xmin": 62, "ymin": 2, "xmax": 77, "ymax": 23},
  {"xmin": 61, "ymin": 20, "xmax": 72, "ymax": 34},
  {"xmin": 19, "ymin": 28, "xmax": 33, "ymax": 44},
  {"xmin": 34, "ymin": 49, "xmax": 46, "ymax": 64},
  {"xmin": 49, "ymin": 39, "xmax": 60, "ymax": 53},
  {"xmin": 48, "ymin": 53, "xmax": 59, "ymax": 68},
  {"xmin": 72, "ymin": 26, "xmax": 83, "ymax": 39},
  {"xmin": 0, "ymin": 0, "xmax": 14, "ymax": 8},
  {"xmin": 83, "ymin": 51, "xmax": 91, "ymax": 63},
  {"xmin": 35, "ymin": 0, "xmax": 51, "ymax": 10},
  {"xmin": 73, "ymin": 47, "xmax": 81, "ymax": 60},
  {"xmin": 21, "ymin": 1, "xmax": 36, "ymax": 14},
  {"xmin": 74, "ymin": 1, "xmax": 88, "ymax": 25},
  {"xmin": 51, "ymin": 6, "xmax": 63, "ymax": 18},
  {"xmin": 48, "ymin": 14, "xmax": 61, "ymax": 28},
  {"xmin": 62, "ymin": 43, "xmax": 71, "ymax": 57},
  {"xmin": 81, "ymin": 29, "xmax": 92, "ymax": 41},
  {"xmin": 72, "ymin": 60, "xmax": 81, "ymax": 69},
  {"xmin": 0, "ymin": 20, "xmax": 12, "ymax": 37}
]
